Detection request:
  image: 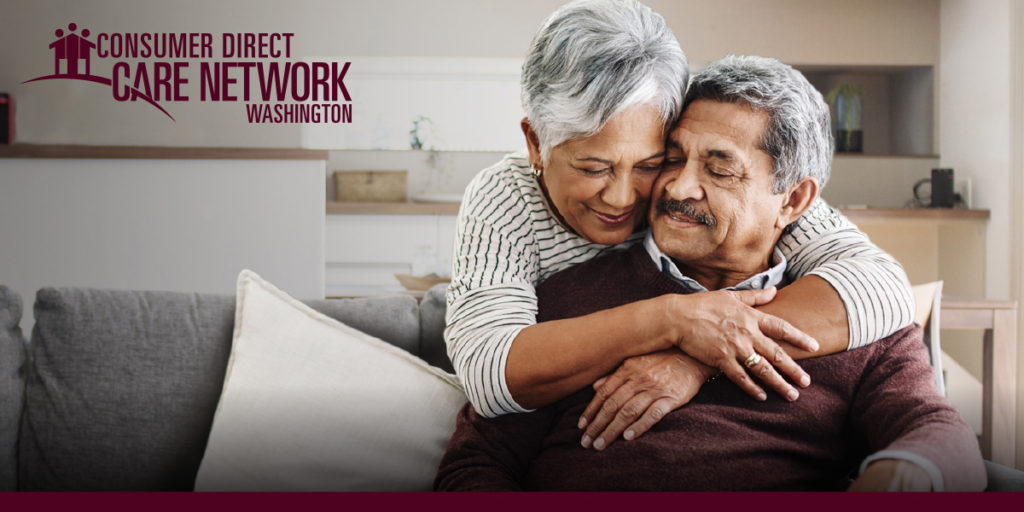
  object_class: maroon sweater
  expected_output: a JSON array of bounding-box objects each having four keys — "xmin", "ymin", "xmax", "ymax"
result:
[{"xmin": 434, "ymin": 245, "xmax": 986, "ymax": 491}]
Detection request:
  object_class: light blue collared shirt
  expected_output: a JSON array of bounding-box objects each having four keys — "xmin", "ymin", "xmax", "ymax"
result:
[{"xmin": 642, "ymin": 230, "xmax": 787, "ymax": 292}]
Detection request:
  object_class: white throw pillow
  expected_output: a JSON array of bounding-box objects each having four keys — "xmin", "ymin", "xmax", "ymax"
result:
[{"xmin": 194, "ymin": 269, "xmax": 466, "ymax": 491}]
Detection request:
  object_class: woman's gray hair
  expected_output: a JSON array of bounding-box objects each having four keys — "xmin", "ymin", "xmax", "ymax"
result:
[
  {"xmin": 683, "ymin": 55, "xmax": 833, "ymax": 192},
  {"xmin": 521, "ymin": 0, "xmax": 688, "ymax": 163}
]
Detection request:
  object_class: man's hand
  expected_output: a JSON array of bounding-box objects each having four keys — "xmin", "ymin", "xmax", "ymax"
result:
[
  {"xmin": 578, "ymin": 350, "xmax": 713, "ymax": 450},
  {"xmin": 667, "ymin": 288, "xmax": 816, "ymax": 402},
  {"xmin": 848, "ymin": 460, "xmax": 933, "ymax": 492}
]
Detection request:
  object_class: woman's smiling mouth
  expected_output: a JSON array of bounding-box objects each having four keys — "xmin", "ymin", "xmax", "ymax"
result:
[{"xmin": 592, "ymin": 208, "xmax": 635, "ymax": 226}]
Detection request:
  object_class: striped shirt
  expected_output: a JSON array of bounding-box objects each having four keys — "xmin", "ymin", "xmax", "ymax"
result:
[{"xmin": 445, "ymin": 152, "xmax": 914, "ymax": 418}]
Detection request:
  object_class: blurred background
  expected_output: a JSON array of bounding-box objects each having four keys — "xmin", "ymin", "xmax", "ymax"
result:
[{"xmin": 1, "ymin": 0, "xmax": 1022, "ymax": 467}]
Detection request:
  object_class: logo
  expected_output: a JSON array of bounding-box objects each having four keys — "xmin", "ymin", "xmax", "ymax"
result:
[{"xmin": 23, "ymin": 23, "xmax": 353, "ymax": 124}]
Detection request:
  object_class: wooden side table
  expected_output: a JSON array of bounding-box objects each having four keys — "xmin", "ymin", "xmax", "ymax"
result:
[{"xmin": 940, "ymin": 296, "xmax": 1020, "ymax": 468}]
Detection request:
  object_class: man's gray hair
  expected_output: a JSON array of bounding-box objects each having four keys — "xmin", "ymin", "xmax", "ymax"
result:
[
  {"xmin": 684, "ymin": 55, "xmax": 833, "ymax": 192},
  {"xmin": 521, "ymin": 0, "xmax": 688, "ymax": 163}
]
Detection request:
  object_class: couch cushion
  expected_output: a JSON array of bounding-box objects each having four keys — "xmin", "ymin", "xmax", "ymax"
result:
[
  {"xmin": 20, "ymin": 288, "xmax": 236, "ymax": 491},
  {"xmin": 195, "ymin": 270, "xmax": 465, "ymax": 491},
  {"xmin": 419, "ymin": 284, "xmax": 453, "ymax": 373},
  {"xmin": 0, "ymin": 285, "xmax": 26, "ymax": 491},
  {"xmin": 19, "ymin": 286, "xmax": 421, "ymax": 491}
]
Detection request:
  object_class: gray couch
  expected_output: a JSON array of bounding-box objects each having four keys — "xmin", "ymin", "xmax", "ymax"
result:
[
  {"xmin": 0, "ymin": 283, "xmax": 451, "ymax": 491},
  {"xmin": 1, "ymin": 283, "xmax": 1023, "ymax": 491}
]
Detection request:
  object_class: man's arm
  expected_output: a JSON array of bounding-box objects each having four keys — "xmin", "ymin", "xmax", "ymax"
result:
[
  {"xmin": 847, "ymin": 326, "xmax": 987, "ymax": 491},
  {"xmin": 434, "ymin": 402, "xmax": 555, "ymax": 491},
  {"xmin": 849, "ymin": 459, "xmax": 936, "ymax": 491}
]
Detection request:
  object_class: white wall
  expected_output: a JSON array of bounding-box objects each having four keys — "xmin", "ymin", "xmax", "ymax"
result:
[
  {"xmin": 940, "ymin": 0, "xmax": 1024, "ymax": 468},
  {"xmin": 0, "ymin": 158, "xmax": 326, "ymax": 328},
  {"xmin": 939, "ymin": 0, "xmax": 1013, "ymax": 301},
  {"xmin": 823, "ymin": 156, "xmax": 940, "ymax": 208},
  {"xmin": 1014, "ymin": 0, "xmax": 1024, "ymax": 470}
]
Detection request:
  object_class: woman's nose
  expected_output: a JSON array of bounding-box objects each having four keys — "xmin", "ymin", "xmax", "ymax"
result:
[{"xmin": 601, "ymin": 172, "xmax": 637, "ymax": 210}]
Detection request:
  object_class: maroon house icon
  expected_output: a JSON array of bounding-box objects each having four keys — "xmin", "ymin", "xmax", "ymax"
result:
[{"xmin": 24, "ymin": 22, "xmax": 175, "ymax": 121}]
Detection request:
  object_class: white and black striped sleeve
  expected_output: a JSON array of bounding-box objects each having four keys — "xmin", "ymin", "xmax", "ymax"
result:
[
  {"xmin": 444, "ymin": 155, "xmax": 619, "ymax": 418},
  {"xmin": 778, "ymin": 197, "xmax": 915, "ymax": 349},
  {"xmin": 445, "ymin": 162, "xmax": 541, "ymax": 418}
]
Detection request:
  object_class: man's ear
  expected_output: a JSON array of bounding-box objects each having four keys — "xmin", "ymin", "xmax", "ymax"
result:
[
  {"xmin": 776, "ymin": 177, "xmax": 819, "ymax": 229},
  {"xmin": 521, "ymin": 118, "xmax": 543, "ymax": 169}
]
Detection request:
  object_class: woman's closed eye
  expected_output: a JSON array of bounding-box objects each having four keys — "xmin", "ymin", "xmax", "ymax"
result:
[{"xmin": 577, "ymin": 166, "xmax": 610, "ymax": 176}]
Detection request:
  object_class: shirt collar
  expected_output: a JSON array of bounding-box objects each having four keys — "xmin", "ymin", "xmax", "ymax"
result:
[{"xmin": 642, "ymin": 230, "xmax": 787, "ymax": 292}]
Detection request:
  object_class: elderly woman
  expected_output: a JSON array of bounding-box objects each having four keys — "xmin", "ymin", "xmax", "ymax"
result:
[{"xmin": 446, "ymin": 0, "xmax": 913, "ymax": 447}]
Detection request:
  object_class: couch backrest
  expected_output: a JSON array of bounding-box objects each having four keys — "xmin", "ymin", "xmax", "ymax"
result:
[
  {"xmin": 0, "ymin": 285, "xmax": 26, "ymax": 491},
  {"xmin": 419, "ymin": 284, "xmax": 452, "ymax": 373},
  {"xmin": 18, "ymin": 286, "xmax": 429, "ymax": 491}
]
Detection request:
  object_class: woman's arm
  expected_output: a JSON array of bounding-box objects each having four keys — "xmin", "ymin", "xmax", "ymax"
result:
[
  {"xmin": 577, "ymin": 277, "xmax": 846, "ymax": 450},
  {"xmin": 779, "ymin": 197, "xmax": 915, "ymax": 348},
  {"xmin": 507, "ymin": 287, "xmax": 816, "ymax": 409},
  {"xmin": 451, "ymin": 283, "xmax": 816, "ymax": 416},
  {"xmin": 577, "ymin": 280, "xmax": 847, "ymax": 452},
  {"xmin": 757, "ymin": 274, "xmax": 848, "ymax": 355},
  {"xmin": 448, "ymin": 155, "xmax": 621, "ymax": 418},
  {"xmin": 574, "ymin": 276, "xmax": 866, "ymax": 451}
]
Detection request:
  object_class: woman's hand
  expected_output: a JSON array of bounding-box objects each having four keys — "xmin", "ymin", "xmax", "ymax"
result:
[
  {"xmin": 578, "ymin": 349, "xmax": 714, "ymax": 451},
  {"xmin": 665, "ymin": 287, "xmax": 818, "ymax": 402}
]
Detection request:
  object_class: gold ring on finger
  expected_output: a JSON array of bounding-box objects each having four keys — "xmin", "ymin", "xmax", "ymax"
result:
[{"xmin": 744, "ymin": 353, "xmax": 761, "ymax": 369}]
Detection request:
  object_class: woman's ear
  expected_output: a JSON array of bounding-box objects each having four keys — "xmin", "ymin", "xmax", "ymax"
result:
[
  {"xmin": 521, "ymin": 118, "xmax": 542, "ymax": 168},
  {"xmin": 776, "ymin": 178, "xmax": 819, "ymax": 229}
]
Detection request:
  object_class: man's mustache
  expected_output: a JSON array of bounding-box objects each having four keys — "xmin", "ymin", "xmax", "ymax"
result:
[{"xmin": 655, "ymin": 198, "xmax": 717, "ymax": 227}]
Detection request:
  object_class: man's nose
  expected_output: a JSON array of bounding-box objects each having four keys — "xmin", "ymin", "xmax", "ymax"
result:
[
  {"xmin": 662, "ymin": 162, "xmax": 704, "ymax": 201},
  {"xmin": 601, "ymin": 171, "xmax": 636, "ymax": 211}
]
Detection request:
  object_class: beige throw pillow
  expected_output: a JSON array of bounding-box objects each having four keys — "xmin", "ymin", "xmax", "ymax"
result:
[{"xmin": 195, "ymin": 270, "xmax": 466, "ymax": 491}]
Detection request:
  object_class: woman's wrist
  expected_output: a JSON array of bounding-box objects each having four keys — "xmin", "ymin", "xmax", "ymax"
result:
[
  {"xmin": 656, "ymin": 293, "xmax": 693, "ymax": 352},
  {"xmin": 652, "ymin": 294, "xmax": 684, "ymax": 352}
]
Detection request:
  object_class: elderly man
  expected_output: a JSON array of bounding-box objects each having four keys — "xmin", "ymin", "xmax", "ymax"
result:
[{"xmin": 434, "ymin": 55, "xmax": 986, "ymax": 492}]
